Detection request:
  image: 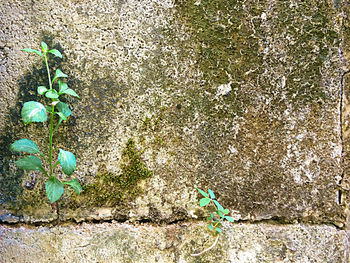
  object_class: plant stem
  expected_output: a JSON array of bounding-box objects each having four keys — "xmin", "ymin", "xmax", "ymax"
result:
[
  {"xmin": 213, "ymin": 217, "xmax": 223, "ymax": 228},
  {"xmin": 44, "ymin": 54, "xmax": 54, "ymax": 176},
  {"xmin": 44, "ymin": 55, "xmax": 53, "ymax": 90},
  {"xmin": 191, "ymin": 235, "xmax": 220, "ymax": 257},
  {"xmin": 49, "ymin": 104, "xmax": 54, "ymax": 176},
  {"xmin": 53, "ymin": 119, "xmax": 63, "ymax": 134}
]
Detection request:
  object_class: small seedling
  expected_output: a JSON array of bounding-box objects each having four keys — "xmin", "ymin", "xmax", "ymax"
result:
[
  {"xmin": 191, "ymin": 187, "xmax": 234, "ymax": 256},
  {"xmin": 10, "ymin": 42, "xmax": 82, "ymax": 209}
]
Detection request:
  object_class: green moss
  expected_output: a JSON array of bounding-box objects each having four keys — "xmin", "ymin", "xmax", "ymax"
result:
[
  {"xmin": 83, "ymin": 139, "xmax": 153, "ymax": 206},
  {"xmin": 273, "ymin": 1, "xmax": 338, "ymax": 105},
  {"xmin": 175, "ymin": 0, "xmax": 261, "ymax": 102},
  {"xmin": 174, "ymin": 0, "xmax": 339, "ymax": 114}
]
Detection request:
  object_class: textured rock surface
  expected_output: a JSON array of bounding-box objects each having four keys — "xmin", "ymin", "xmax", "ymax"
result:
[
  {"xmin": 0, "ymin": 222, "xmax": 349, "ymax": 263},
  {"xmin": 0, "ymin": 0, "xmax": 348, "ymax": 227},
  {"xmin": 0, "ymin": 0, "xmax": 350, "ymax": 261}
]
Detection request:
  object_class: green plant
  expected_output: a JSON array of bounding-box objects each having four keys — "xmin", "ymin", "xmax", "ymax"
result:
[
  {"xmin": 10, "ymin": 42, "xmax": 82, "ymax": 206},
  {"xmin": 192, "ymin": 187, "xmax": 234, "ymax": 256}
]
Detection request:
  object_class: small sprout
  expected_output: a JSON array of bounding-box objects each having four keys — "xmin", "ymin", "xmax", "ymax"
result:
[{"xmin": 192, "ymin": 187, "xmax": 235, "ymax": 257}]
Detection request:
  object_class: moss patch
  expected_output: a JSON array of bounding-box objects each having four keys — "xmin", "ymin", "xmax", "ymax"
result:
[
  {"xmin": 174, "ymin": 0, "xmax": 339, "ymax": 112},
  {"xmin": 83, "ymin": 139, "xmax": 153, "ymax": 206}
]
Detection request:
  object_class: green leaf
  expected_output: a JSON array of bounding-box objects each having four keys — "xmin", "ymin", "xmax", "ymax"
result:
[
  {"xmin": 45, "ymin": 106, "xmax": 52, "ymax": 113},
  {"xmin": 215, "ymin": 227, "xmax": 222, "ymax": 233},
  {"xmin": 223, "ymin": 209, "xmax": 229, "ymax": 215},
  {"xmin": 37, "ymin": 86, "xmax": 48, "ymax": 95},
  {"xmin": 210, "ymin": 212, "xmax": 214, "ymax": 219},
  {"xmin": 63, "ymin": 179, "xmax": 82, "ymax": 194},
  {"xmin": 48, "ymin": 49, "xmax": 62, "ymax": 58},
  {"xmin": 21, "ymin": 101, "xmax": 47, "ymax": 124},
  {"xmin": 52, "ymin": 69, "xmax": 68, "ymax": 83},
  {"xmin": 58, "ymin": 80, "xmax": 68, "ymax": 93},
  {"xmin": 207, "ymin": 224, "xmax": 213, "ymax": 231},
  {"xmin": 213, "ymin": 200, "xmax": 224, "ymax": 211},
  {"xmin": 41, "ymin": 42, "xmax": 48, "ymax": 53},
  {"xmin": 199, "ymin": 197, "xmax": 211, "ymax": 207},
  {"xmin": 56, "ymin": 112, "xmax": 67, "ymax": 120},
  {"xmin": 10, "ymin": 139, "xmax": 40, "ymax": 154},
  {"xmin": 225, "ymin": 216, "xmax": 234, "ymax": 222},
  {"xmin": 15, "ymin": 156, "xmax": 44, "ymax": 172},
  {"xmin": 58, "ymin": 149, "xmax": 76, "ymax": 176},
  {"xmin": 22, "ymin": 48, "xmax": 43, "ymax": 57},
  {"xmin": 208, "ymin": 188, "xmax": 215, "ymax": 199},
  {"xmin": 45, "ymin": 89, "xmax": 59, "ymax": 99},
  {"xmin": 45, "ymin": 176, "xmax": 64, "ymax": 203},
  {"xmin": 61, "ymin": 89, "xmax": 80, "ymax": 98},
  {"xmin": 196, "ymin": 187, "xmax": 208, "ymax": 198},
  {"xmin": 56, "ymin": 102, "xmax": 72, "ymax": 119},
  {"xmin": 217, "ymin": 210, "xmax": 224, "ymax": 217}
]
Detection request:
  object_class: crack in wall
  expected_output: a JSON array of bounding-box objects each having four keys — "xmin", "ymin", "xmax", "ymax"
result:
[
  {"xmin": 338, "ymin": 69, "xmax": 349, "ymax": 205},
  {"xmin": 337, "ymin": 2, "xmax": 350, "ymax": 209},
  {"xmin": 0, "ymin": 215, "xmax": 347, "ymax": 231}
]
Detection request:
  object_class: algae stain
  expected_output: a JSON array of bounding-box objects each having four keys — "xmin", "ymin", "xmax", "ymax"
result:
[
  {"xmin": 83, "ymin": 139, "xmax": 153, "ymax": 206},
  {"xmin": 175, "ymin": 0, "xmax": 338, "ymax": 111},
  {"xmin": 175, "ymin": 0, "xmax": 261, "ymax": 86},
  {"xmin": 274, "ymin": 1, "xmax": 339, "ymax": 104},
  {"xmin": 173, "ymin": 0, "xmax": 263, "ymax": 119}
]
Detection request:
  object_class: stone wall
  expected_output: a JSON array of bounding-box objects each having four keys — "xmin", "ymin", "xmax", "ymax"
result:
[{"xmin": 0, "ymin": 0, "xmax": 350, "ymax": 262}]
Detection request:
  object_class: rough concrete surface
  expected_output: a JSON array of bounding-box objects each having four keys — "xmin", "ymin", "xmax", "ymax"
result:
[
  {"xmin": 0, "ymin": 0, "xmax": 347, "ymax": 226},
  {"xmin": 0, "ymin": 0, "xmax": 350, "ymax": 262},
  {"xmin": 0, "ymin": 222, "xmax": 349, "ymax": 263}
]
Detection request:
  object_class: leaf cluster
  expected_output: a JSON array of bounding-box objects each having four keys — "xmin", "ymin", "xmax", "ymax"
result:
[
  {"xmin": 196, "ymin": 187, "xmax": 234, "ymax": 235},
  {"xmin": 10, "ymin": 42, "xmax": 82, "ymax": 204}
]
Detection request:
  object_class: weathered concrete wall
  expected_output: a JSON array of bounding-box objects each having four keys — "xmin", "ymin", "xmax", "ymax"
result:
[
  {"xmin": 1, "ymin": 222, "xmax": 349, "ymax": 263},
  {"xmin": 0, "ymin": 0, "xmax": 350, "ymax": 262}
]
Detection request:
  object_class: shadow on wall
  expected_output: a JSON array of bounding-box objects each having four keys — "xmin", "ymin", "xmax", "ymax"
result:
[{"xmin": 0, "ymin": 35, "xmax": 79, "ymax": 207}]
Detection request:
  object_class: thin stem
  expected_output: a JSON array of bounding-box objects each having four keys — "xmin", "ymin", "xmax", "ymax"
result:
[
  {"xmin": 53, "ymin": 160, "xmax": 60, "ymax": 169},
  {"xmin": 44, "ymin": 53, "xmax": 55, "ymax": 176},
  {"xmin": 49, "ymin": 105, "xmax": 54, "ymax": 176},
  {"xmin": 53, "ymin": 119, "xmax": 62, "ymax": 134},
  {"xmin": 191, "ymin": 235, "xmax": 220, "ymax": 257},
  {"xmin": 44, "ymin": 55, "xmax": 53, "ymax": 90},
  {"xmin": 213, "ymin": 216, "xmax": 223, "ymax": 228}
]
